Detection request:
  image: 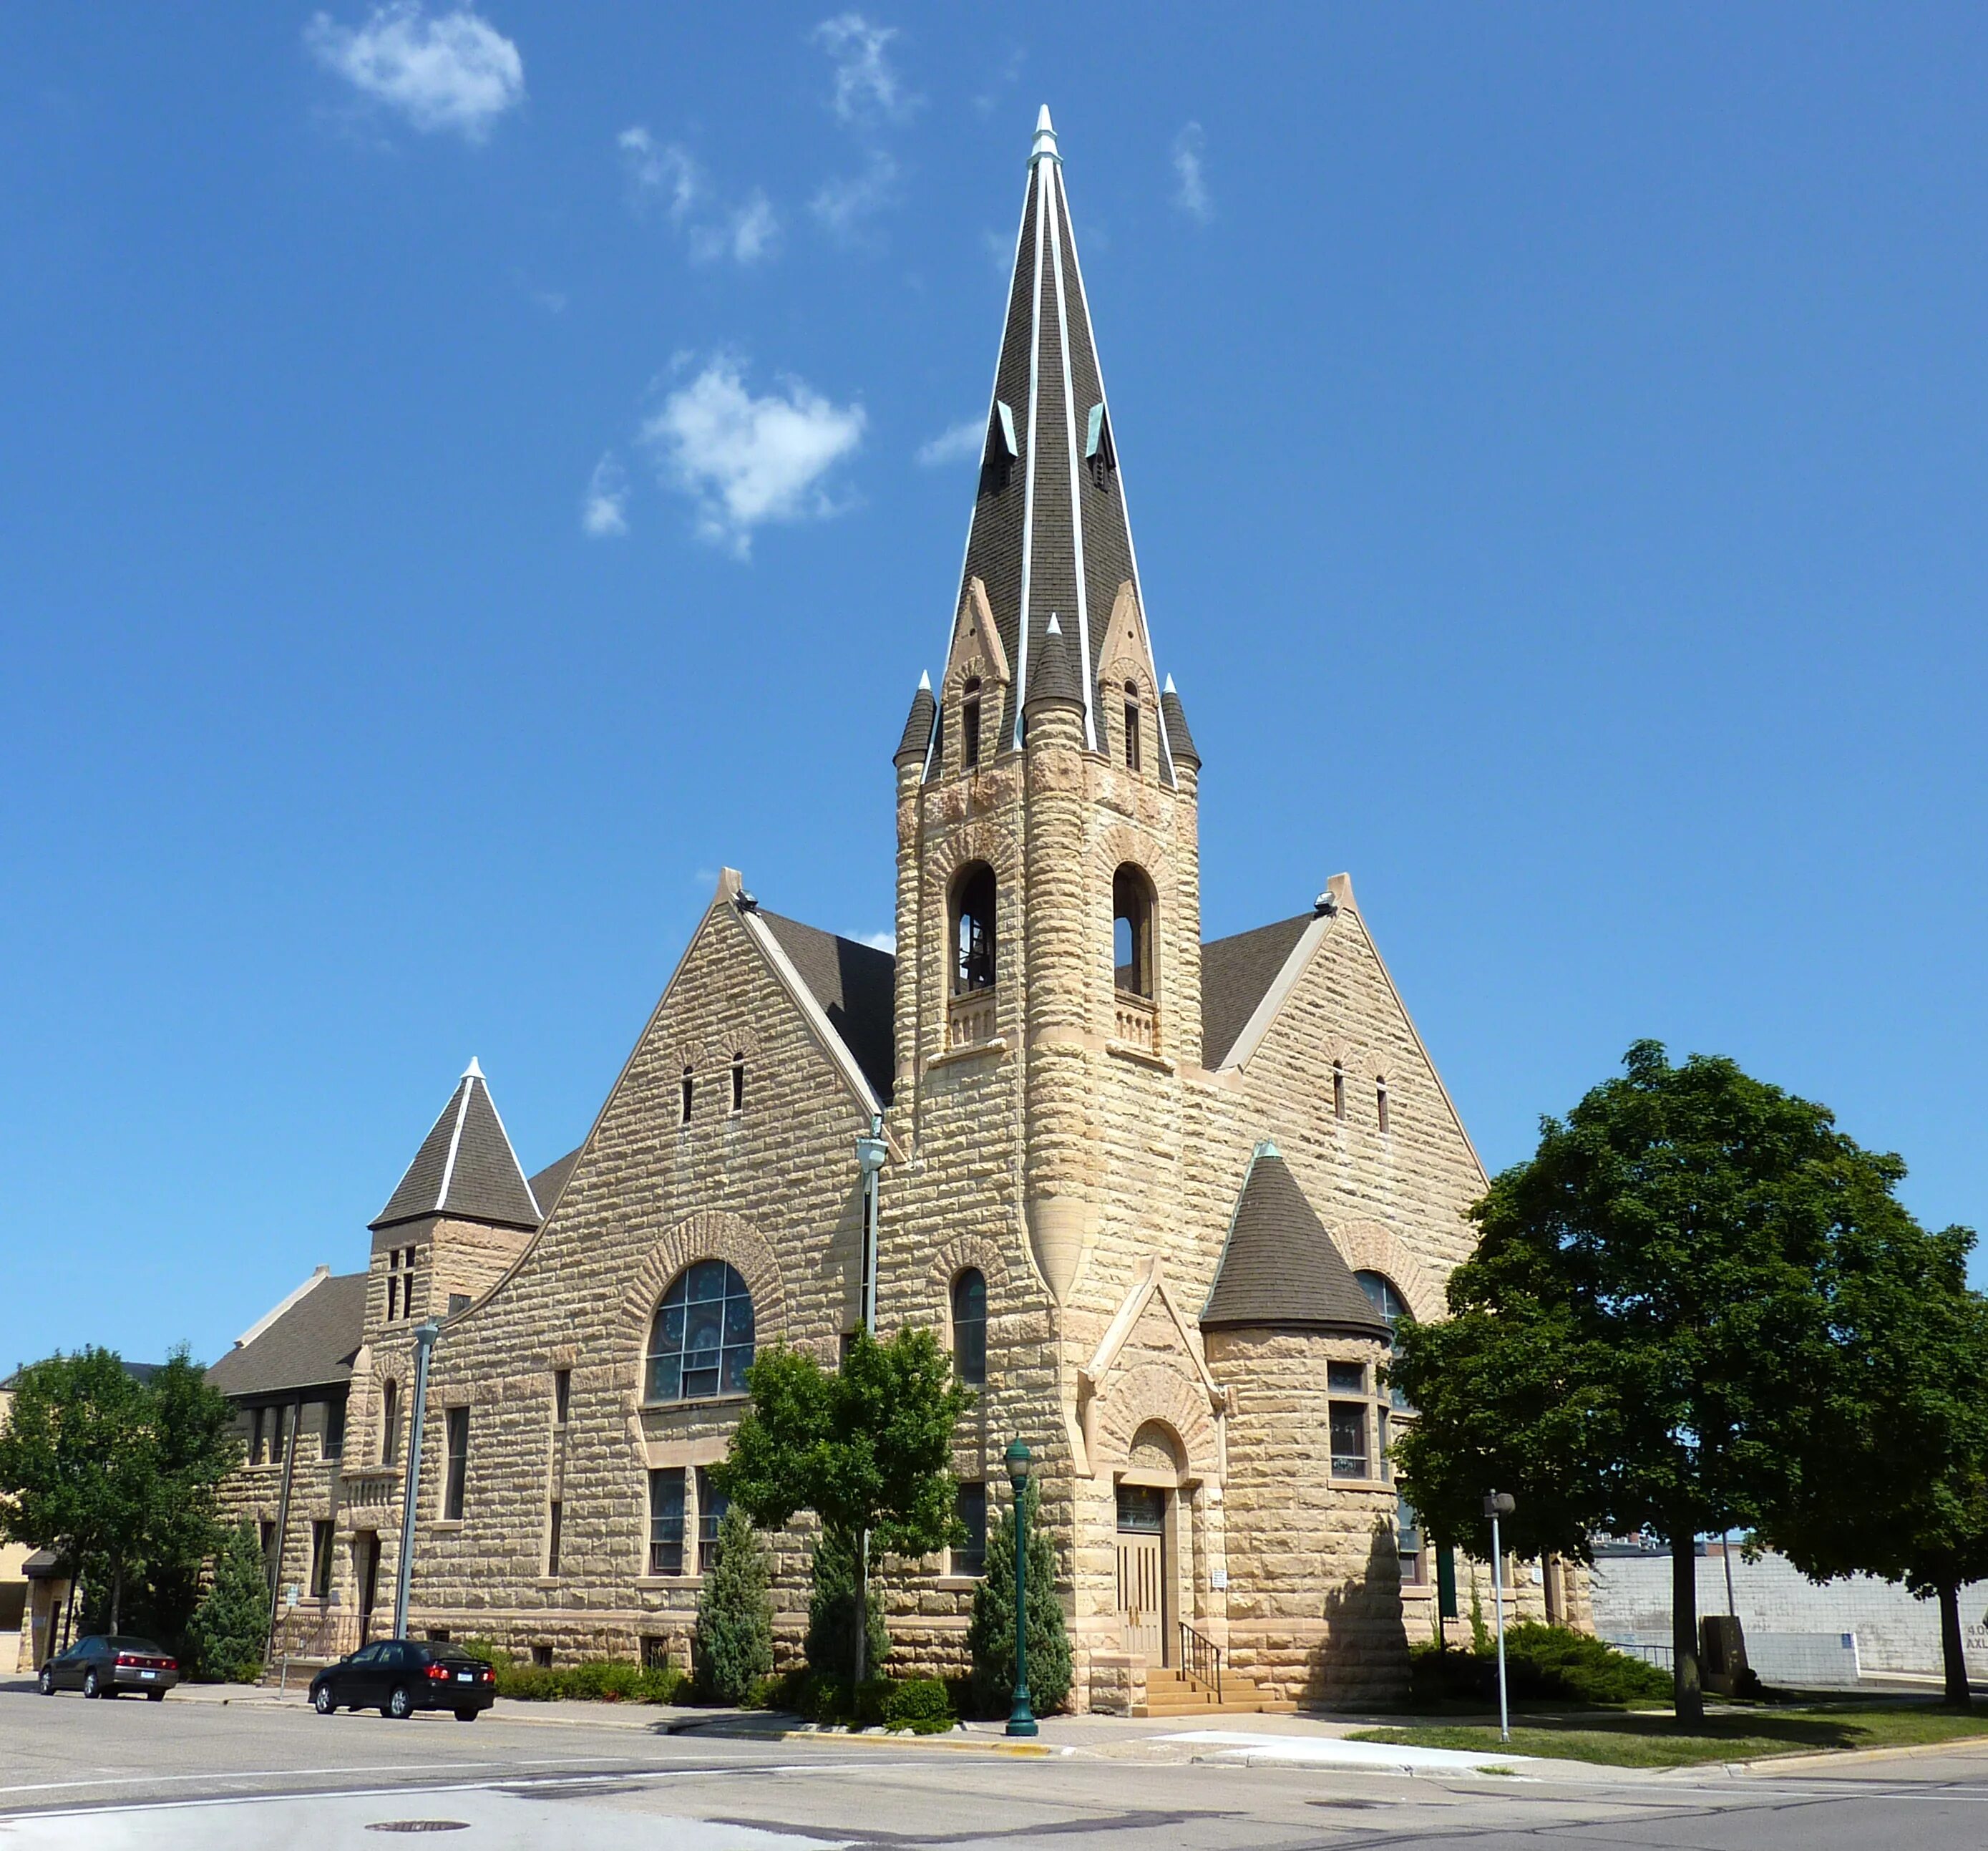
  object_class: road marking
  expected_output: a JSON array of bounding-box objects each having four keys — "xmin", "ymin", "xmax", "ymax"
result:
[{"xmin": 0, "ymin": 1757, "xmax": 598, "ymax": 1797}]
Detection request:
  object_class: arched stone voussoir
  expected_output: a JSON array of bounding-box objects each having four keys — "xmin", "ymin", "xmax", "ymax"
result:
[
  {"xmin": 623, "ymin": 1210, "xmax": 789, "ymax": 1354},
  {"xmin": 925, "ymin": 1231, "xmax": 1011, "ymax": 1303},
  {"xmin": 922, "ymin": 820, "xmax": 1021, "ymax": 892},
  {"xmin": 1332, "ymin": 1220, "xmax": 1443, "ymax": 1323},
  {"xmin": 1092, "ymin": 1361, "xmax": 1219, "ymax": 1481}
]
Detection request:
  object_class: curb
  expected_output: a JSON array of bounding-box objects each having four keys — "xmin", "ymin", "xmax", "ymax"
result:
[{"xmin": 1718, "ymin": 1734, "xmax": 1988, "ymax": 1777}]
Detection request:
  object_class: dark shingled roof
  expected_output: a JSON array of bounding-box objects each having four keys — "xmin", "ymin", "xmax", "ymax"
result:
[
  {"xmin": 1023, "ymin": 615, "xmax": 1083, "ymax": 713},
  {"xmin": 1161, "ymin": 684, "xmax": 1199, "ymax": 769},
  {"xmin": 371, "ymin": 1067, "xmax": 542, "ymax": 1232},
  {"xmin": 760, "ymin": 912, "xmax": 897, "ymax": 1107},
  {"xmin": 206, "ymin": 1271, "xmax": 368, "ymax": 1398},
  {"xmin": 1201, "ymin": 1147, "xmax": 1393, "ymax": 1338},
  {"xmin": 1199, "ymin": 913, "xmax": 1314, "ymax": 1068},
  {"xmin": 954, "ymin": 114, "xmax": 1162, "ymax": 764},
  {"xmin": 897, "ymin": 681, "xmax": 936, "ymax": 764},
  {"xmin": 528, "ymin": 1148, "xmax": 580, "ymax": 1220}
]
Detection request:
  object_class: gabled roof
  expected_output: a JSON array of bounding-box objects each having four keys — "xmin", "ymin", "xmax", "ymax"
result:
[
  {"xmin": 1200, "ymin": 913, "xmax": 1315, "ymax": 1068},
  {"xmin": 205, "ymin": 1270, "xmax": 368, "ymax": 1399},
  {"xmin": 758, "ymin": 913, "xmax": 897, "ymax": 1106},
  {"xmin": 371, "ymin": 1060, "xmax": 542, "ymax": 1233},
  {"xmin": 1201, "ymin": 1144, "xmax": 1392, "ymax": 1339},
  {"xmin": 944, "ymin": 108, "xmax": 1171, "ymax": 773},
  {"xmin": 527, "ymin": 1148, "xmax": 581, "ymax": 1220}
]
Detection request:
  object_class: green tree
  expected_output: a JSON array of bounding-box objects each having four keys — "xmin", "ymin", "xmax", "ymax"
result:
[
  {"xmin": 187, "ymin": 1520, "xmax": 271, "ymax": 1683},
  {"xmin": 966, "ymin": 1475, "xmax": 1071, "ymax": 1716},
  {"xmin": 0, "ymin": 1346, "xmax": 241, "ymax": 1643},
  {"xmin": 713, "ymin": 1325, "xmax": 969, "ymax": 1685},
  {"xmin": 693, "ymin": 1504, "xmax": 775, "ymax": 1703},
  {"xmin": 804, "ymin": 1523, "xmax": 888, "ymax": 1684},
  {"xmin": 1390, "ymin": 1041, "xmax": 1905, "ymax": 1723},
  {"xmin": 1756, "ymin": 1214, "xmax": 1988, "ymax": 1706}
]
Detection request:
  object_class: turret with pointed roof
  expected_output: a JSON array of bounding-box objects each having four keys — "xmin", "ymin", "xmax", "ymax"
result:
[{"xmin": 372, "ymin": 1059, "xmax": 542, "ymax": 1233}]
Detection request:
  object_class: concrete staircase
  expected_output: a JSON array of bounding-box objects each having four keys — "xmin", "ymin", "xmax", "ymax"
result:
[{"xmin": 1131, "ymin": 1665, "xmax": 1295, "ymax": 1717}]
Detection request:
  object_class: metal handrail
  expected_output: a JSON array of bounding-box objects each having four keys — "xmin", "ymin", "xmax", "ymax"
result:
[{"xmin": 1177, "ymin": 1620, "xmax": 1222, "ymax": 1704}]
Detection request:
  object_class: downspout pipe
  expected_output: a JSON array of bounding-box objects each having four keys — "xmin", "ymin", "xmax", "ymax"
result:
[
  {"xmin": 263, "ymin": 1395, "xmax": 303, "ymax": 1667},
  {"xmin": 392, "ymin": 1321, "xmax": 441, "ymax": 1642}
]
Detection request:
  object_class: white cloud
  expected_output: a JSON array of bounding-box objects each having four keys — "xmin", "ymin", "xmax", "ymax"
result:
[
  {"xmin": 915, "ymin": 418, "xmax": 984, "ymax": 467},
  {"xmin": 641, "ymin": 356, "xmax": 865, "ymax": 558},
  {"xmin": 811, "ymin": 149, "xmax": 899, "ymax": 239},
  {"xmin": 1172, "ymin": 121, "xmax": 1212, "ymax": 223},
  {"xmin": 812, "ymin": 13, "xmax": 915, "ymax": 125},
  {"xmin": 857, "ymin": 930, "xmax": 896, "ymax": 953},
  {"xmin": 618, "ymin": 126, "xmax": 699, "ymax": 220},
  {"xmin": 622, "ymin": 128, "xmax": 778, "ymax": 266},
  {"xmin": 582, "ymin": 452, "xmax": 629, "ymax": 538},
  {"xmin": 689, "ymin": 190, "xmax": 779, "ymax": 266},
  {"xmin": 305, "ymin": 4, "xmax": 524, "ymax": 141}
]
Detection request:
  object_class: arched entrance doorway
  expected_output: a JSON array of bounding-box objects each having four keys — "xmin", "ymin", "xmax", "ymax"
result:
[{"xmin": 1116, "ymin": 1421, "xmax": 1185, "ymax": 1664}]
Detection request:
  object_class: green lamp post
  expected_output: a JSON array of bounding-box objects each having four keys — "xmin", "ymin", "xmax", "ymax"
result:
[{"xmin": 1004, "ymin": 1438, "xmax": 1038, "ymax": 1737}]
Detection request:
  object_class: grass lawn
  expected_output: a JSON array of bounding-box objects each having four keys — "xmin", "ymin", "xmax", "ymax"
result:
[{"xmin": 1350, "ymin": 1699, "xmax": 1988, "ymax": 1769}]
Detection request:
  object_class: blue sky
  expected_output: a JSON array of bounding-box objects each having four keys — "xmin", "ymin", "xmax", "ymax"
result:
[{"xmin": 3, "ymin": 6, "xmax": 1984, "ymax": 1370}]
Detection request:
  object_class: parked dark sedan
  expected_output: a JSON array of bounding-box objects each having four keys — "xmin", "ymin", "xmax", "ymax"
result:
[
  {"xmin": 309, "ymin": 1638, "xmax": 496, "ymax": 1721},
  {"xmin": 38, "ymin": 1634, "xmax": 180, "ymax": 1699}
]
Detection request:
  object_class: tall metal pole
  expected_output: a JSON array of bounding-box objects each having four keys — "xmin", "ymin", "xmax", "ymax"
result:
[
  {"xmin": 1005, "ymin": 1439, "xmax": 1038, "ymax": 1736},
  {"xmin": 852, "ymin": 1123, "xmax": 887, "ymax": 1690},
  {"xmin": 392, "ymin": 1320, "xmax": 439, "ymax": 1641},
  {"xmin": 1485, "ymin": 1490, "xmax": 1515, "ymax": 1743}
]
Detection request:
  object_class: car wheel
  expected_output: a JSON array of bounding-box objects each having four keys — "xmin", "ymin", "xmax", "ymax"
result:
[
  {"xmin": 147, "ymin": 1689, "xmax": 165, "ymax": 1702},
  {"xmin": 454, "ymin": 1708, "xmax": 478, "ymax": 1722},
  {"xmin": 82, "ymin": 1669, "xmax": 101, "ymax": 1700},
  {"xmin": 385, "ymin": 1684, "xmax": 413, "ymax": 1721},
  {"xmin": 38, "ymin": 1666, "xmax": 54, "ymax": 1696},
  {"xmin": 313, "ymin": 1684, "xmax": 336, "ymax": 1715}
]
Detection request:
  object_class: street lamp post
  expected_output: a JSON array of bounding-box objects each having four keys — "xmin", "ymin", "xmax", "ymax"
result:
[
  {"xmin": 1484, "ymin": 1490, "xmax": 1516, "ymax": 1742},
  {"xmin": 392, "ymin": 1319, "xmax": 441, "ymax": 1641},
  {"xmin": 851, "ymin": 1122, "xmax": 888, "ymax": 1688},
  {"xmin": 1005, "ymin": 1439, "xmax": 1038, "ymax": 1737}
]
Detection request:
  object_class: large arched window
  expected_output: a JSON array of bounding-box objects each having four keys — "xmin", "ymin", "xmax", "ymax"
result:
[
  {"xmin": 1356, "ymin": 1270, "xmax": 1413, "ymax": 1412},
  {"xmin": 647, "ymin": 1260, "xmax": 755, "ymax": 1402},
  {"xmin": 950, "ymin": 1268, "xmax": 987, "ymax": 1386},
  {"xmin": 1113, "ymin": 864, "xmax": 1155, "ymax": 998},
  {"xmin": 952, "ymin": 863, "xmax": 997, "ymax": 993}
]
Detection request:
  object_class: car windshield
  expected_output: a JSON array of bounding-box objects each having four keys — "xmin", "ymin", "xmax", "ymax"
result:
[
  {"xmin": 108, "ymin": 1637, "xmax": 165, "ymax": 1653},
  {"xmin": 425, "ymin": 1646, "xmax": 480, "ymax": 1666}
]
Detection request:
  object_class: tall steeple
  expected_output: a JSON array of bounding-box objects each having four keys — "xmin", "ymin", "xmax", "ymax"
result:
[{"xmin": 947, "ymin": 106, "xmax": 1171, "ymax": 774}]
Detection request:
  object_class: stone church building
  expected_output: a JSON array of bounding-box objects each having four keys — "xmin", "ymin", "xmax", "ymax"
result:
[{"xmin": 210, "ymin": 111, "xmax": 1575, "ymax": 1711}]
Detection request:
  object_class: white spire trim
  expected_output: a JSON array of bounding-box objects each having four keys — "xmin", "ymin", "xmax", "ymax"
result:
[
  {"xmin": 432, "ymin": 1072, "xmax": 477, "ymax": 1213},
  {"xmin": 1045, "ymin": 163, "xmax": 1098, "ymax": 751},
  {"xmin": 1012, "ymin": 152, "xmax": 1051, "ymax": 747},
  {"xmin": 479, "ymin": 1069, "xmax": 543, "ymax": 1221}
]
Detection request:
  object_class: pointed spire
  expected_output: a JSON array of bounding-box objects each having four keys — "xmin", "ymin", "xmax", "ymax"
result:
[
  {"xmin": 895, "ymin": 674, "xmax": 937, "ymax": 765},
  {"xmin": 371, "ymin": 1063, "xmax": 542, "ymax": 1232},
  {"xmin": 942, "ymin": 109, "xmax": 1174, "ymax": 777},
  {"xmin": 1023, "ymin": 612, "xmax": 1083, "ymax": 716},
  {"xmin": 1160, "ymin": 676, "xmax": 1200, "ymax": 769}
]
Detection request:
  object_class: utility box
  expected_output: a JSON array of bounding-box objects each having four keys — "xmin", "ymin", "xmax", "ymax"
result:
[{"xmin": 1701, "ymin": 1613, "xmax": 1750, "ymax": 1694}]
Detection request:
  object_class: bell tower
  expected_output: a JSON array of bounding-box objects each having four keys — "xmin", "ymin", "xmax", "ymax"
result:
[{"xmin": 892, "ymin": 109, "xmax": 1206, "ymax": 1305}]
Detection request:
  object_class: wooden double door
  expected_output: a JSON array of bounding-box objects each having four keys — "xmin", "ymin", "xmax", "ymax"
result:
[{"xmin": 1115, "ymin": 1485, "xmax": 1169, "ymax": 1663}]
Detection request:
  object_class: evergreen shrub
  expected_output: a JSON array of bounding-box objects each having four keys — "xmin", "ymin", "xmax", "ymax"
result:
[
  {"xmin": 693, "ymin": 1506, "xmax": 774, "ymax": 1704},
  {"xmin": 966, "ymin": 1477, "xmax": 1071, "ymax": 1716},
  {"xmin": 805, "ymin": 1528, "xmax": 888, "ymax": 1682},
  {"xmin": 187, "ymin": 1521, "xmax": 270, "ymax": 1684}
]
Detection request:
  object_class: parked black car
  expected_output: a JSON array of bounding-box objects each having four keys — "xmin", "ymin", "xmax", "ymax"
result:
[
  {"xmin": 38, "ymin": 1635, "xmax": 180, "ymax": 1700},
  {"xmin": 309, "ymin": 1638, "xmax": 496, "ymax": 1721}
]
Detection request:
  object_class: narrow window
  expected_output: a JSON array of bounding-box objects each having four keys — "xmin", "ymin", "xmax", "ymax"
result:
[
  {"xmin": 386, "ymin": 1273, "xmax": 399, "ymax": 1323},
  {"xmin": 953, "ymin": 1481, "xmax": 988, "ymax": 1576},
  {"xmin": 258, "ymin": 1518, "xmax": 276, "ymax": 1570},
  {"xmin": 250, "ymin": 1407, "xmax": 265, "ymax": 1465},
  {"xmin": 532, "ymin": 1643, "xmax": 554, "ymax": 1668},
  {"xmin": 323, "ymin": 1396, "xmax": 346, "ymax": 1462},
  {"xmin": 271, "ymin": 1405, "xmax": 288, "ymax": 1467},
  {"xmin": 1376, "ymin": 1076, "xmax": 1390, "ymax": 1135},
  {"xmin": 731, "ymin": 1053, "xmax": 745, "ymax": 1114},
  {"xmin": 547, "ymin": 1500, "xmax": 562, "ymax": 1577},
  {"xmin": 310, "ymin": 1520, "xmax": 334, "ymax": 1600},
  {"xmin": 447, "ymin": 1292, "xmax": 470, "ymax": 1316},
  {"xmin": 1123, "ymin": 682, "xmax": 1141, "ymax": 772},
  {"xmin": 1112, "ymin": 864, "xmax": 1155, "ymax": 998},
  {"xmin": 1328, "ymin": 1361, "xmax": 1368, "ymax": 1479},
  {"xmin": 443, "ymin": 1407, "xmax": 469, "ymax": 1520},
  {"xmin": 681, "ymin": 1064, "xmax": 694, "ymax": 1124},
  {"xmin": 553, "ymin": 1369, "xmax": 570, "ymax": 1427},
  {"xmin": 648, "ymin": 1467, "xmax": 686, "ymax": 1575},
  {"xmin": 380, "ymin": 1380, "xmax": 399, "ymax": 1465},
  {"xmin": 1332, "ymin": 1061, "xmax": 1345, "ymax": 1122},
  {"xmin": 697, "ymin": 1466, "xmax": 728, "ymax": 1574},
  {"xmin": 952, "ymin": 863, "xmax": 997, "ymax": 993},
  {"xmin": 950, "ymin": 1268, "xmax": 988, "ymax": 1386},
  {"xmin": 1398, "ymin": 1495, "xmax": 1426, "ymax": 1585},
  {"xmin": 962, "ymin": 676, "xmax": 982, "ymax": 770}
]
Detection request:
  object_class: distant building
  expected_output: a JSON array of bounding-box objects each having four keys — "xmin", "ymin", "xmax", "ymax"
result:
[{"xmin": 212, "ymin": 110, "xmax": 1577, "ymax": 1711}]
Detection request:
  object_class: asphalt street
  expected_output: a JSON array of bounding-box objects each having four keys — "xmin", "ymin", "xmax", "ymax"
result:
[{"xmin": 8, "ymin": 1684, "xmax": 1988, "ymax": 1850}]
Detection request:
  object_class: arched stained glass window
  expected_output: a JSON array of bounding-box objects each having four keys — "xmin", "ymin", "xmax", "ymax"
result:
[
  {"xmin": 1355, "ymin": 1270, "xmax": 1413, "ymax": 1411},
  {"xmin": 647, "ymin": 1260, "xmax": 755, "ymax": 1402},
  {"xmin": 951, "ymin": 1268, "xmax": 987, "ymax": 1386}
]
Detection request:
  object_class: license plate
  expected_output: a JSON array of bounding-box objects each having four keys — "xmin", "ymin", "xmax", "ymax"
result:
[
  {"xmin": 456, "ymin": 1671, "xmax": 472, "ymax": 1682},
  {"xmin": 140, "ymin": 1671, "xmax": 157, "ymax": 1680}
]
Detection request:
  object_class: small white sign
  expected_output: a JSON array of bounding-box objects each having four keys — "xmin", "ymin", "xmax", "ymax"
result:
[{"xmin": 1210, "ymin": 1568, "xmax": 1229, "ymax": 1590}]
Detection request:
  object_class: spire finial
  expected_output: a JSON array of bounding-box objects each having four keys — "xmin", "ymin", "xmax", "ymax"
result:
[
  {"xmin": 917, "ymin": 669, "xmax": 930, "ymax": 690},
  {"xmin": 462, "ymin": 1056, "xmax": 484, "ymax": 1082},
  {"xmin": 1046, "ymin": 612, "xmax": 1062, "ymax": 636},
  {"xmin": 1030, "ymin": 105, "xmax": 1059, "ymax": 166}
]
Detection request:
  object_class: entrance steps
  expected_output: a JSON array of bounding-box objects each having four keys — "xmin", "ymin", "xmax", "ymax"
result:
[{"xmin": 1131, "ymin": 1665, "xmax": 1294, "ymax": 1717}]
